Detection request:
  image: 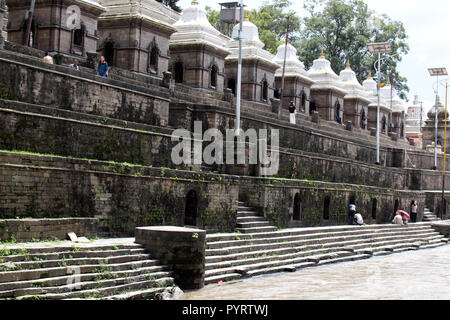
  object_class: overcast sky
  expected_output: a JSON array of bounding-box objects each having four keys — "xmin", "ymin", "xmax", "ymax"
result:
[{"xmin": 178, "ymin": 0, "xmax": 450, "ymax": 111}]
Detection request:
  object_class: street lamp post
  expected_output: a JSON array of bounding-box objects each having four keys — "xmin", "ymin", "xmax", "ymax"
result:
[
  {"xmin": 428, "ymin": 67, "xmax": 448, "ymax": 170},
  {"xmin": 368, "ymin": 42, "xmax": 391, "ymax": 165},
  {"xmin": 235, "ymin": 0, "xmax": 244, "ymax": 135}
]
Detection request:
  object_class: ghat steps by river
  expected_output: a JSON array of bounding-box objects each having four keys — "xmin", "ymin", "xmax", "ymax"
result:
[{"xmin": 179, "ymin": 244, "xmax": 450, "ymax": 300}]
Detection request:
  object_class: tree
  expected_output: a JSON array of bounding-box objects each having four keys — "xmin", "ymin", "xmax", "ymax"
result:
[
  {"xmin": 249, "ymin": 0, "xmax": 301, "ymax": 55},
  {"xmin": 298, "ymin": 0, "xmax": 410, "ymax": 99},
  {"xmin": 204, "ymin": 0, "xmax": 301, "ymax": 55},
  {"xmin": 155, "ymin": 0, "xmax": 181, "ymax": 12}
]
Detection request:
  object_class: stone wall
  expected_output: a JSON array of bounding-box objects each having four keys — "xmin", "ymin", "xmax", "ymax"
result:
[
  {"xmin": 0, "ymin": 49, "xmax": 170, "ymax": 126},
  {"xmin": 239, "ymin": 178, "xmax": 427, "ymax": 228},
  {"xmin": 0, "ymin": 218, "xmax": 98, "ymax": 241},
  {"xmin": 0, "ymin": 151, "xmax": 239, "ymax": 236},
  {"xmin": 0, "ymin": 151, "xmax": 429, "ymax": 236}
]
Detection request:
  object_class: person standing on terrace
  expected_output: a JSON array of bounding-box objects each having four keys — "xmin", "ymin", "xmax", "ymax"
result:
[
  {"xmin": 43, "ymin": 52, "xmax": 53, "ymax": 64},
  {"xmin": 97, "ymin": 56, "xmax": 109, "ymax": 77}
]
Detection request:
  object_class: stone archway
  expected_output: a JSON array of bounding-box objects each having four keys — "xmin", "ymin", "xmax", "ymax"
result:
[
  {"xmin": 293, "ymin": 193, "xmax": 302, "ymax": 221},
  {"xmin": 323, "ymin": 195, "xmax": 331, "ymax": 220},
  {"xmin": 174, "ymin": 62, "xmax": 184, "ymax": 84},
  {"xmin": 184, "ymin": 190, "xmax": 198, "ymax": 226}
]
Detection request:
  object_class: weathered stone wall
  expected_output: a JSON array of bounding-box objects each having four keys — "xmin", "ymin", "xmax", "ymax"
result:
[
  {"xmin": 0, "ymin": 218, "xmax": 98, "ymax": 241},
  {"xmin": 97, "ymin": 18, "xmax": 175, "ymax": 77},
  {"xmin": 431, "ymin": 221, "xmax": 450, "ymax": 238},
  {"xmin": 239, "ymin": 178, "xmax": 427, "ymax": 228},
  {"xmin": 0, "ymin": 151, "xmax": 239, "ymax": 235},
  {"xmin": 135, "ymin": 226, "xmax": 206, "ymax": 289},
  {"xmin": 169, "ymin": 43, "xmax": 228, "ymax": 92},
  {"xmin": 6, "ymin": 0, "xmax": 104, "ymax": 55},
  {"xmin": 368, "ymin": 105, "xmax": 391, "ymax": 136},
  {"xmin": 0, "ymin": 50, "xmax": 170, "ymax": 126},
  {"xmin": 274, "ymin": 76, "xmax": 312, "ymax": 113}
]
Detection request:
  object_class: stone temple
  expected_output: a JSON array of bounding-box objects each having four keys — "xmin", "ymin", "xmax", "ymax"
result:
[{"xmin": 0, "ymin": 0, "xmax": 448, "ymax": 299}]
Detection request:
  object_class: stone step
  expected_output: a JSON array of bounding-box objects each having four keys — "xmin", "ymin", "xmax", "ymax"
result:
[
  {"xmin": 101, "ymin": 287, "xmax": 168, "ymax": 300},
  {"xmin": 205, "ymin": 233, "xmax": 442, "ymax": 266},
  {"xmin": 0, "ymin": 248, "xmax": 147, "ymax": 263},
  {"xmin": 204, "ymin": 273, "xmax": 242, "ymax": 285},
  {"xmin": 236, "ymin": 221, "xmax": 272, "ymax": 228},
  {"xmin": 205, "ymin": 251, "xmax": 355, "ymax": 278},
  {"xmin": 0, "ymin": 259, "xmax": 161, "ymax": 283},
  {"xmin": 236, "ymin": 216, "xmax": 267, "ymax": 223},
  {"xmin": 206, "ymin": 230, "xmax": 440, "ymax": 257},
  {"xmin": 237, "ymin": 211, "xmax": 261, "ymax": 218},
  {"xmin": 0, "ymin": 244, "xmax": 143, "ymax": 256},
  {"xmin": 206, "ymin": 223, "xmax": 433, "ymax": 242},
  {"xmin": 0, "ymin": 264, "xmax": 167, "ymax": 293},
  {"xmin": 206, "ymin": 227, "xmax": 436, "ymax": 250},
  {"xmin": 0, "ymin": 253, "xmax": 151, "ymax": 271},
  {"xmin": 16, "ymin": 277, "xmax": 174, "ymax": 300},
  {"xmin": 0, "ymin": 270, "xmax": 171, "ymax": 298},
  {"xmin": 316, "ymin": 253, "xmax": 372, "ymax": 266},
  {"xmin": 235, "ymin": 226, "xmax": 278, "ymax": 234}
]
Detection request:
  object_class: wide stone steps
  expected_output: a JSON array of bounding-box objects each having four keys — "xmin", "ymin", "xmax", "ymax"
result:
[
  {"xmin": 204, "ymin": 223, "xmax": 448, "ymax": 285},
  {"xmin": 205, "ymin": 232, "xmax": 443, "ymax": 268},
  {"xmin": 0, "ymin": 271, "xmax": 171, "ymax": 299},
  {"xmin": 0, "ymin": 254, "xmax": 151, "ymax": 270},
  {"xmin": 423, "ymin": 208, "xmax": 440, "ymax": 221},
  {"xmin": 0, "ymin": 241, "xmax": 175, "ymax": 300},
  {"xmin": 206, "ymin": 225, "xmax": 433, "ymax": 250},
  {"xmin": 206, "ymin": 223, "xmax": 434, "ymax": 242},
  {"xmin": 235, "ymin": 203, "xmax": 277, "ymax": 233},
  {"xmin": 0, "ymin": 248, "xmax": 147, "ymax": 263},
  {"xmin": 0, "ymin": 265, "xmax": 167, "ymax": 294},
  {"xmin": 16, "ymin": 277, "xmax": 174, "ymax": 300}
]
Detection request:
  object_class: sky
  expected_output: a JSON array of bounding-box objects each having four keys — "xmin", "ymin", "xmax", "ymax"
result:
[{"xmin": 177, "ymin": 0, "xmax": 450, "ymax": 112}]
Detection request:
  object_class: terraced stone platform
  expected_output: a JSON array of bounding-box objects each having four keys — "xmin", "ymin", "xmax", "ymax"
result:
[
  {"xmin": 0, "ymin": 238, "xmax": 176, "ymax": 300},
  {"xmin": 204, "ymin": 222, "xmax": 449, "ymax": 285}
]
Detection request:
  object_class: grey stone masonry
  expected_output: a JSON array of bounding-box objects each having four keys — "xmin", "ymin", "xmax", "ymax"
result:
[
  {"xmin": 431, "ymin": 221, "xmax": 450, "ymax": 238},
  {"xmin": 135, "ymin": 226, "xmax": 206, "ymax": 290},
  {"xmin": 0, "ymin": 218, "xmax": 98, "ymax": 241}
]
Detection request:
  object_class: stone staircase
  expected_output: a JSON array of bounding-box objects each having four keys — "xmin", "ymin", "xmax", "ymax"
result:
[
  {"xmin": 423, "ymin": 208, "xmax": 441, "ymax": 222},
  {"xmin": 204, "ymin": 222, "xmax": 448, "ymax": 285},
  {"xmin": 0, "ymin": 239, "xmax": 175, "ymax": 300},
  {"xmin": 236, "ymin": 201, "xmax": 278, "ymax": 234}
]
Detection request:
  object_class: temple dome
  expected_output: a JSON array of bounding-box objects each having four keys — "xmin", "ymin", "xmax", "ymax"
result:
[
  {"xmin": 307, "ymin": 50, "xmax": 339, "ymax": 81},
  {"xmin": 363, "ymin": 72, "xmax": 377, "ymax": 96},
  {"xmin": 427, "ymin": 97, "xmax": 448, "ymax": 120},
  {"xmin": 273, "ymin": 42, "xmax": 313, "ymax": 82},
  {"xmin": 339, "ymin": 62, "xmax": 363, "ymax": 89},
  {"xmin": 227, "ymin": 11, "xmax": 277, "ymax": 68},
  {"xmin": 339, "ymin": 62, "xmax": 371, "ymax": 102},
  {"xmin": 307, "ymin": 50, "xmax": 346, "ymax": 94},
  {"xmin": 171, "ymin": 0, "xmax": 229, "ymax": 52},
  {"xmin": 231, "ymin": 12, "xmax": 264, "ymax": 49}
]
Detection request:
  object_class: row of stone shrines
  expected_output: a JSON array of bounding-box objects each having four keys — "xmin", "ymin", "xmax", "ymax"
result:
[{"xmin": 0, "ymin": 0, "xmax": 406, "ymax": 137}]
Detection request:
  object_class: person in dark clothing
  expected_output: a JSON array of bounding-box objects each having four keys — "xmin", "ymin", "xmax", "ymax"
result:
[
  {"xmin": 97, "ymin": 56, "xmax": 109, "ymax": 77},
  {"xmin": 349, "ymin": 204, "xmax": 356, "ymax": 225}
]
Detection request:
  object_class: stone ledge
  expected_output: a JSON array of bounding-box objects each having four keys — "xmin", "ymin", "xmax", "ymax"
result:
[
  {"xmin": 0, "ymin": 218, "xmax": 98, "ymax": 242},
  {"xmin": 135, "ymin": 226, "xmax": 206, "ymax": 289}
]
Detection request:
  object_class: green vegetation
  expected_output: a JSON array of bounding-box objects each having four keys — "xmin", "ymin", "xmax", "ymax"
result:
[
  {"xmin": 206, "ymin": 0, "xmax": 409, "ymax": 98},
  {"xmin": 93, "ymin": 264, "xmax": 118, "ymax": 281}
]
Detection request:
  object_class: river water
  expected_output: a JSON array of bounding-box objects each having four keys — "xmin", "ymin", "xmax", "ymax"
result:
[{"xmin": 177, "ymin": 245, "xmax": 450, "ymax": 300}]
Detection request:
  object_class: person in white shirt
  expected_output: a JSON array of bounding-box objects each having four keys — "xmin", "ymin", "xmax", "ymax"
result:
[
  {"xmin": 410, "ymin": 201, "xmax": 418, "ymax": 223},
  {"xmin": 354, "ymin": 213, "xmax": 364, "ymax": 225},
  {"xmin": 392, "ymin": 212, "xmax": 404, "ymax": 225},
  {"xmin": 43, "ymin": 52, "xmax": 53, "ymax": 64},
  {"xmin": 70, "ymin": 60, "xmax": 80, "ymax": 71}
]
